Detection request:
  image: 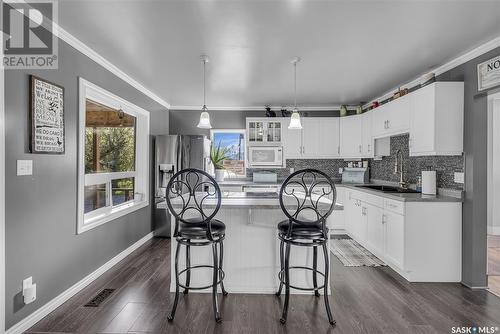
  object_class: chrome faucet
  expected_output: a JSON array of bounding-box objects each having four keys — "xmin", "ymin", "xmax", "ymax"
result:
[{"xmin": 394, "ymin": 150, "xmax": 408, "ymax": 189}]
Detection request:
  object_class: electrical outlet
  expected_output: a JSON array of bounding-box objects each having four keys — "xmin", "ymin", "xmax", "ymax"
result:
[
  {"xmin": 339, "ymin": 168, "xmax": 343, "ymax": 174},
  {"xmin": 289, "ymin": 168, "xmax": 294, "ymax": 174},
  {"xmin": 454, "ymin": 172, "xmax": 464, "ymax": 184},
  {"xmin": 22, "ymin": 276, "xmax": 36, "ymax": 304},
  {"xmin": 17, "ymin": 160, "xmax": 33, "ymax": 176}
]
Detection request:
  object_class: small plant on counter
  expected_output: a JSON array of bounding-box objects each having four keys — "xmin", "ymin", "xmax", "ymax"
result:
[{"xmin": 210, "ymin": 142, "xmax": 229, "ymax": 181}]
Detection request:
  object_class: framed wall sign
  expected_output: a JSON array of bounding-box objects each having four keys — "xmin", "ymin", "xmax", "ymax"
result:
[
  {"xmin": 478, "ymin": 55, "xmax": 500, "ymax": 91},
  {"xmin": 29, "ymin": 75, "xmax": 65, "ymax": 154}
]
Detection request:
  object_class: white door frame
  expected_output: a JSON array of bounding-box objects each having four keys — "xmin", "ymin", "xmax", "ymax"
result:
[
  {"xmin": 488, "ymin": 90, "xmax": 500, "ymax": 238},
  {"xmin": 0, "ymin": 32, "xmax": 6, "ymax": 333}
]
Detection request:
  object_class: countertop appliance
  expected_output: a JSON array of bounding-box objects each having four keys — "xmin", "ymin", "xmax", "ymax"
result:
[
  {"xmin": 341, "ymin": 167, "xmax": 370, "ymax": 184},
  {"xmin": 153, "ymin": 134, "xmax": 211, "ymax": 237}
]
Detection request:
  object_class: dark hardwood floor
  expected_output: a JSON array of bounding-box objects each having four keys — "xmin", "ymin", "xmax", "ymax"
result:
[{"xmin": 26, "ymin": 237, "xmax": 500, "ymax": 334}]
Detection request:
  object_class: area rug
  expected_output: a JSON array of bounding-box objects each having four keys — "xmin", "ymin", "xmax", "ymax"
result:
[{"xmin": 330, "ymin": 238, "xmax": 386, "ymax": 267}]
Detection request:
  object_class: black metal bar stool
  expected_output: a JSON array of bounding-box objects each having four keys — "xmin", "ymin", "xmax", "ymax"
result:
[
  {"xmin": 165, "ymin": 168, "xmax": 228, "ymax": 323},
  {"xmin": 275, "ymin": 169, "xmax": 336, "ymax": 326}
]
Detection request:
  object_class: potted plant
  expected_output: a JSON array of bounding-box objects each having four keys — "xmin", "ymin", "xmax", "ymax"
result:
[{"xmin": 210, "ymin": 143, "xmax": 229, "ymax": 182}]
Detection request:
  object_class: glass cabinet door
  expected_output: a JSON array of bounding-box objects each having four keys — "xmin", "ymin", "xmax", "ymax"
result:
[
  {"xmin": 266, "ymin": 121, "xmax": 282, "ymax": 142},
  {"xmin": 248, "ymin": 121, "xmax": 264, "ymax": 142}
]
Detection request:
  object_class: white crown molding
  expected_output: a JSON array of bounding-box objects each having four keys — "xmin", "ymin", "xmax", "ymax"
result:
[
  {"xmin": 363, "ymin": 35, "xmax": 500, "ymax": 108},
  {"xmin": 170, "ymin": 105, "xmax": 355, "ymax": 112},
  {"xmin": 5, "ymin": 232, "xmax": 154, "ymax": 334}
]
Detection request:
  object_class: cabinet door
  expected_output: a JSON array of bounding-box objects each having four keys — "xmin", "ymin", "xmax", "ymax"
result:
[
  {"xmin": 361, "ymin": 112, "xmax": 373, "ymax": 157},
  {"xmin": 386, "ymin": 94, "xmax": 410, "ymax": 134},
  {"xmin": 385, "ymin": 211, "xmax": 405, "ymax": 269},
  {"xmin": 282, "ymin": 126, "xmax": 302, "ymax": 159},
  {"xmin": 301, "ymin": 118, "xmax": 320, "ymax": 158},
  {"xmin": 410, "ymin": 84, "xmax": 435, "ymax": 154},
  {"xmin": 345, "ymin": 192, "xmax": 362, "ymax": 240},
  {"xmin": 365, "ymin": 203, "xmax": 385, "ymax": 256},
  {"xmin": 372, "ymin": 105, "xmax": 388, "ymax": 137},
  {"xmin": 340, "ymin": 115, "xmax": 362, "ymax": 158},
  {"xmin": 266, "ymin": 121, "xmax": 283, "ymax": 143},
  {"xmin": 318, "ymin": 117, "xmax": 340, "ymax": 158},
  {"xmin": 247, "ymin": 121, "xmax": 265, "ymax": 143}
]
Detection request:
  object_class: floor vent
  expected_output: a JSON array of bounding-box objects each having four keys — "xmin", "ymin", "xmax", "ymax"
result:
[{"xmin": 84, "ymin": 288, "xmax": 115, "ymax": 307}]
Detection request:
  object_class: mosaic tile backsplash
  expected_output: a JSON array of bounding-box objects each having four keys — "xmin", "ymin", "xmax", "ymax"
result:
[
  {"xmin": 369, "ymin": 134, "xmax": 464, "ymax": 190},
  {"xmin": 247, "ymin": 134, "xmax": 464, "ymax": 190}
]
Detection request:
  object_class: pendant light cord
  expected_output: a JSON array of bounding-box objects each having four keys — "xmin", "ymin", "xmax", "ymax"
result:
[
  {"xmin": 294, "ymin": 61, "xmax": 297, "ymax": 110},
  {"xmin": 203, "ymin": 59, "xmax": 206, "ymax": 109}
]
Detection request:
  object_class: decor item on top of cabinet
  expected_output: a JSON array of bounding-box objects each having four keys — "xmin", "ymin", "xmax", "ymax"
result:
[
  {"xmin": 477, "ymin": 54, "xmax": 500, "ymax": 91},
  {"xmin": 371, "ymin": 101, "xmax": 380, "ymax": 110},
  {"xmin": 392, "ymin": 87, "xmax": 408, "ymax": 100},
  {"xmin": 29, "ymin": 75, "xmax": 65, "ymax": 154},
  {"xmin": 281, "ymin": 108, "xmax": 291, "ymax": 117},
  {"xmin": 356, "ymin": 105, "xmax": 363, "ymax": 115},
  {"xmin": 419, "ymin": 72, "xmax": 435, "ymax": 88},
  {"xmin": 265, "ymin": 106, "xmax": 276, "ymax": 117},
  {"xmin": 340, "ymin": 105, "xmax": 348, "ymax": 117},
  {"xmin": 210, "ymin": 142, "xmax": 229, "ymax": 182}
]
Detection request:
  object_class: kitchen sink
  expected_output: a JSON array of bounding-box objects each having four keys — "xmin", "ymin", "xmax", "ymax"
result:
[{"xmin": 355, "ymin": 185, "xmax": 419, "ymax": 193}]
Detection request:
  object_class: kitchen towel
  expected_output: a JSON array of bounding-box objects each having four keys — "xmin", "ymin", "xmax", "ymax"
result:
[{"xmin": 422, "ymin": 171, "xmax": 437, "ymax": 195}]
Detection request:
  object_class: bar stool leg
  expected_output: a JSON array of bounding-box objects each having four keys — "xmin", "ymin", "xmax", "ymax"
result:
[
  {"xmin": 313, "ymin": 245, "xmax": 320, "ymax": 297},
  {"xmin": 212, "ymin": 243, "xmax": 222, "ymax": 323},
  {"xmin": 219, "ymin": 240, "xmax": 228, "ymax": 296},
  {"xmin": 168, "ymin": 241, "xmax": 181, "ymax": 321},
  {"xmin": 184, "ymin": 243, "xmax": 190, "ymax": 294},
  {"xmin": 322, "ymin": 242, "xmax": 335, "ymax": 326},
  {"xmin": 276, "ymin": 239, "xmax": 284, "ymax": 297},
  {"xmin": 280, "ymin": 241, "xmax": 291, "ymax": 324}
]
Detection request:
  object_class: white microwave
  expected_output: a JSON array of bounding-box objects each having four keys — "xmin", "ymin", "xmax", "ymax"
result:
[{"xmin": 248, "ymin": 146, "xmax": 284, "ymax": 167}]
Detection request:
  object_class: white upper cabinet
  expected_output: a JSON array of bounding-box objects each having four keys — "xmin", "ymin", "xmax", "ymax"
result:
[
  {"xmin": 246, "ymin": 118, "xmax": 282, "ymax": 145},
  {"xmin": 318, "ymin": 117, "xmax": 340, "ymax": 158},
  {"xmin": 372, "ymin": 94, "xmax": 410, "ymax": 138},
  {"xmin": 301, "ymin": 118, "xmax": 321, "ymax": 158},
  {"xmin": 340, "ymin": 114, "xmax": 363, "ymax": 158},
  {"xmin": 282, "ymin": 117, "xmax": 340, "ymax": 159},
  {"xmin": 409, "ymin": 82, "xmax": 464, "ymax": 156},
  {"xmin": 361, "ymin": 111, "xmax": 373, "ymax": 157}
]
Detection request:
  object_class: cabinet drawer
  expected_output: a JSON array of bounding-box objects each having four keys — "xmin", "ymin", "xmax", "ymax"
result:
[{"xmin": 384, "ymin": 198, "xmax": 404, "ymax": 215}]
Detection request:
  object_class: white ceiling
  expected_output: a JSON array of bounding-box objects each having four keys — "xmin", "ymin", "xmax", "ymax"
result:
[{"xmin": 58, "ymin": 0, "xmax": 500, "ymax": 109}]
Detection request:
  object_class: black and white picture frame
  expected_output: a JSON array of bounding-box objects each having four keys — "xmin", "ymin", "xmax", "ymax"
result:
[{"xmin": 29, "ymin": 75, "xmax": 65, "ymax": 154}]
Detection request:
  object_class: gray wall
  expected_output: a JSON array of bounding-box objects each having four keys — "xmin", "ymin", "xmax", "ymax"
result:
[
  {"xmin": 437, "ymin": 46, "xmax": 500, "ymax": 287},
  {"xmin": 168, "ymin": 109, "xmax": 337, "ymax": 135},
  {"xmin": 5, "ymin": 39, "xmax": 168, "ymax": 328}
]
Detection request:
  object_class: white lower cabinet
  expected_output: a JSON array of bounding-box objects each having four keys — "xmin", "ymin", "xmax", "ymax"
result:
[
  {"xmin": 384, "ymin": 210, "xmax": 404, "ymax": 270},
  {"xmin": 343, "ymin": 189, "xmax": 462, "ymax": 282}
]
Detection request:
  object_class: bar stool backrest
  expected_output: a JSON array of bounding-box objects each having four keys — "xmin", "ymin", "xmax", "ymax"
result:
[
  {"xmin": 279, "ymin": 169, "xmax": 336, "ymax": 226},
  {"xmin": 165, "ymin": 168, "xmax": 221, "ymax": 226}
]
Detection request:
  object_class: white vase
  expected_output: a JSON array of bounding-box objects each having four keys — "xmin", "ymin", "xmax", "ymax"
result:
[{"xmin": 215, "ymin": 169, "xmax": 225, "ymax": 182}]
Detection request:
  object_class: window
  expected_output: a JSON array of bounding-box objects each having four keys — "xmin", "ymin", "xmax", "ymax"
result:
[
  {"xmin": 78, "ymin": 79, "xmax": 149, "ymax": 233},
  {"xmin": 210, "ymin": 129, "xmax": 246, "ymax": 177}
]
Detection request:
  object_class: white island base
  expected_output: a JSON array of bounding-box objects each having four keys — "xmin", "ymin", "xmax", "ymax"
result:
[{"xmin": 168, "ymin": 206, "xmax": 331, "ymax": 295}]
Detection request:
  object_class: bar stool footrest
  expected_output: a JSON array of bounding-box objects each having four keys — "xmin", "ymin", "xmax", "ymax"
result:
[
  {"xmin": 178, "ymin": 265, "xmax": 225, "ymax": 290},
  {"xmin": 278, "ymin": 266, "xmax": 326, "ymax": 291}
]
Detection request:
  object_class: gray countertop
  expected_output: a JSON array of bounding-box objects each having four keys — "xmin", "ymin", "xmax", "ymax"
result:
[{"xmin": 218, "ymin": 179, "xmax": 462, "ymax": 203}]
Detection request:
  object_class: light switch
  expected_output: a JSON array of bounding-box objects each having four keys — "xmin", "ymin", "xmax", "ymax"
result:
[
  {"xmin": 17, "ymin": 160, "xmax": 33, "ymax": 176},
  {"xmin": 454, "ymin": 172, "xmax": 464, "ymax": 184}
]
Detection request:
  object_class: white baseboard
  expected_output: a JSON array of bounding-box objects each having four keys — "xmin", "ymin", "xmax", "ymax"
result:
[
  {"xmin": 488, "ymin": 226, "xmax": 500, "ymax": 235},
  {"xmin": 6, "ymin": 232, "xmax": 154, "ymax": 334}
]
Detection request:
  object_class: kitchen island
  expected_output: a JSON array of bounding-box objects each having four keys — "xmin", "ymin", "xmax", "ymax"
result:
[{"xmin": 157, "ymin": 191, "xmax": 341, "ymax": 295}]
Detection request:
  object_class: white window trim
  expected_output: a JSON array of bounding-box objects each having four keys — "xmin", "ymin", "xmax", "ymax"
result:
[
  {"xmin": 210, "ymin": 128, "xmax": 247, "ymax": 178},
  {"xmin": 77, "ymin": 78, "xmax": 150, "ymax": 234}
]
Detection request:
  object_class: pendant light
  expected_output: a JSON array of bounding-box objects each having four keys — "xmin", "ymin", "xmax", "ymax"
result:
[
  {"xmin": 197, "ymin": 55, "xmax": 212, "ymax": 129},
  {"xmin": 288, "ymin": 57, "xmax": 303, "ymax": 130}
]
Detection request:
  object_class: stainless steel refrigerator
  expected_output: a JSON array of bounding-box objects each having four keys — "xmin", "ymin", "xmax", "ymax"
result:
[{"xmin": 152, "ymin": 135, "xmax": 211, "ymax": 237}]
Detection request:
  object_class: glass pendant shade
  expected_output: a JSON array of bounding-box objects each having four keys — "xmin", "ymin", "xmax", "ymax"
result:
[
  {"xmin": 288, "ymin": 110, "xmax": 302, "ymax": 129},
  {"xmin": 197, "ymin": 109, "xmax": 212, "ymax": 129}
]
